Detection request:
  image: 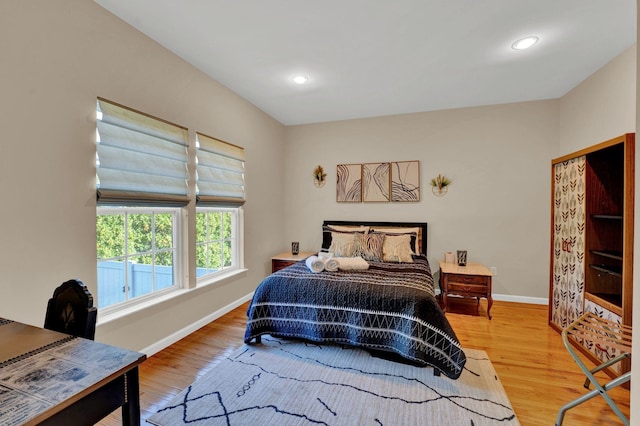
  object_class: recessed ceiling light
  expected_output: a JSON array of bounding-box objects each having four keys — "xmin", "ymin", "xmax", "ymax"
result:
[
  {"xmin": 291, "ymin": 74, "xmax": 309, "ymax": 84},
  {"xmin": 511, "ymin": 36, "xmax": 539, "ymax": 50}
]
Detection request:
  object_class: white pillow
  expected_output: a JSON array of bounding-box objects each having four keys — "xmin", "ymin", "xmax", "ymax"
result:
[
  {"xmin": 382, "ymin": 234, "xmax": 414, "ymax": 263},
  {"xmin": 373, "ymin": 227, "xmax": 420, "ymax": 254},
  {"xmin": 329, "ymin": 232, "xmax": 357, "ymax": 257}
]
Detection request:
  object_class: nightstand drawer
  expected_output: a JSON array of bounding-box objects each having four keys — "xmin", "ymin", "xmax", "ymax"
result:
[
  {"xmin": 448, "ymin": 274, "xmax": 488, "ymax": 286},
  {"xmin": 272, "ymin": 259, "xmax": 297, "ymax": 273},
  {"xmin": 447, "ymin": 282, "xmax": 488, "ymax": 296}
]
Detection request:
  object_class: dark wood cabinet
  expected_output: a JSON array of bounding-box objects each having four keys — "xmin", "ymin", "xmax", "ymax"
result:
[
  {"xmin": 583, "ymin": 141, "xmax": 632, "ymax": 316},
  {"xmin": 549, "ymin": 133, "xmax": 634, "ymax": 379}
]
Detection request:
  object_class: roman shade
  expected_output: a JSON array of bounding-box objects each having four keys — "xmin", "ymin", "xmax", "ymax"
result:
[
  {"xmin": 96, "ymin": 98, "xmax": 189, "ymax": 206},
  {"xmin": 196, "ymin": 132, "xmax": 245, "ymax": 207}
]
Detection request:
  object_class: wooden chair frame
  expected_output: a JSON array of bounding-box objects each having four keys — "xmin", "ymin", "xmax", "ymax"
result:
[{"xmin": 44, "ymin": 279, "xmax": 97, "ymax": 340}]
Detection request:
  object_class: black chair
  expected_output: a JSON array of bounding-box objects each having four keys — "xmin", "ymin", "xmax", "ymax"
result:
[{"xmin": 44, "ymin": 279, "xmax": 97, "ymax": 340}]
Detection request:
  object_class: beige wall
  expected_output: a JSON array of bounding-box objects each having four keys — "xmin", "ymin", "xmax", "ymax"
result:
[
  {"xmin": 557, "ymin": 44, "xmax": 636, "ymax": 155},
  {"xmin": 284, "ymin": 101, "xmax": 558, "ymax": 300},
  {"xmin": 0, "ymin": 0, "xmax": 286, "ymax": 351},
  {"xmin": 282, "ymin": 44, "xmax": 637, "ymax": 303}
]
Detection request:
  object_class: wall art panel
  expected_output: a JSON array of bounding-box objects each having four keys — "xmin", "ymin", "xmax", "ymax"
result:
[
  {"xmin": 336, "ymin": 164, "xmax": 362, "ymax": 202},
  {"xmin": 362, "ymin": 162, "xmax": 390, "ymax": 202},
  {"xmin": 391, "ymin": 161, "xmax": 420, "ymax": 202}
]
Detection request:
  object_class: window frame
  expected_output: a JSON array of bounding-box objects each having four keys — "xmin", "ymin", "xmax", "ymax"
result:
[
  {"xmin": 97, "ymin": 206, "xmax": 183, "ymax": 315},
  {"xmin": 195, "ymin": 206, "xmax": 243, "ymax": 286}
]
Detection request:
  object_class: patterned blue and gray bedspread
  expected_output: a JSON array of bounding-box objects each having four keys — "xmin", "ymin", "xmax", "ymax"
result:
[{"xmin": 244, "ymin": 255, "xmax": 467, "ymax": 379}]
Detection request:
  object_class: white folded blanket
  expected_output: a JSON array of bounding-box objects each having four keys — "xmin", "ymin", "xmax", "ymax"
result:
[
  {"xmin": 324, "ymin": 258, "xmax": 339, "ymax": 272},
  {"xmin": 335, "ymin": 256, "xmax": 369, "ymax": 270},
  {"xmin": 305, "ymin": 255, "xmax": 325, "ymax": 273}
]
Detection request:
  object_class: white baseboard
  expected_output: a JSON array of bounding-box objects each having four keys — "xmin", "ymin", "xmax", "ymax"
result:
[
  {"xmin": 141, "ymin": 292, "xmax": 254, "ymax": 357},
  {"xmin": 141, "ymin": 291, "xmax": 547, "ymax": 356},
  {"xmin": 493, "ymin": 293, "xmax": 548, "ymax": 305}
]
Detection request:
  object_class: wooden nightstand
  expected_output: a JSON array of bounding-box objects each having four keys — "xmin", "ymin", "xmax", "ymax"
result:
[
  {"xmin": 439, "ymin": 261, "xmax": 493, "ymax": 319},
  {"xmin": 271, "ymin": 251, "xmax": 315, "ymax": 273}
]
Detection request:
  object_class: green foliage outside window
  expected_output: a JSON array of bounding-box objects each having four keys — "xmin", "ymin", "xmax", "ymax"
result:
[
  {"xmin": 196, "ymin": 210, "xmax": 233, "ymax": 274},
  {"xmin": 96, "ymin": 214, "xmax": 124, "ymax": 259},
  {"xmin": 96, "ymin": 211, "xmax": 174, "ymax": 266},
  {"xmin": 97, "ymin": 208, "xmax": 234, "ymax": 279}
]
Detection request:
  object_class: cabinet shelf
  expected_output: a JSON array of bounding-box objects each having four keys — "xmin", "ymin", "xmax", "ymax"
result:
[
  {"xmin": 590, "ymin": 250, "xmax": 623, "ymax": 260},
  {"xmin": 591, "ymin": 214, "xmax": 623, "ymax": 220},
  {"xmin": 584, "ymin": 292, "xmax": 622, "ymax": 315},
  {"xmin": 589, "ymin": 264, "xmax": 622, "ymax": 277}
]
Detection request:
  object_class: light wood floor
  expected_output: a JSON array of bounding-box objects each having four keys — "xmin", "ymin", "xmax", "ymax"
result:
[{"xmin": 99, "ymin": 299, "xmax": 630, "ymax": 425}]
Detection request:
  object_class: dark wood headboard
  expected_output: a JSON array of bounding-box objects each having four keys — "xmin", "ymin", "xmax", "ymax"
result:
[{"xmin": 322, "ymin": 220, "xmax": 428, "ymax": 256}]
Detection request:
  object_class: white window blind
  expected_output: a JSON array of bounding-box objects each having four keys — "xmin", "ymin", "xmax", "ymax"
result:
[
  {"xmin": 196, "ymin": 132, "xmax": 245, "ymax": 206},
  {"xmin": 96, "ymin": 98, "xmax": 189, "ymax": 206}
]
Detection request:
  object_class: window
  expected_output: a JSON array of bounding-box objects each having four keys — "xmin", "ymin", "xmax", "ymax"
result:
[
  {"xmin": 96, "ymin": 98, "xmax": 188, "ymax": 311},
  {"xmin": 195, "ymin": 208, "xmax": 238, "ymax": 279},
  {"xmin": 95, "ymin": 99, "xmax": 246, "ymax": 311},
  {"xmin": 195, "ymin": 132, "xmax": 245, "ymax": 281},
  {"xmin": 97, "ymin": 208, "xmax": 180, "ymax": 309}
]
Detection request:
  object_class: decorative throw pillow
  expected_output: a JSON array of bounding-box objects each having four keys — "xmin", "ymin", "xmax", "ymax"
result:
[
  {"xmin": 353, "ymin": 232, "xmax": 384, "ymax": 261},
  {"xmin": 372, "ymin": 227, "xmax": 420, "ymax": 254},
  {"xmin": 329, "ymin": 231, "xmax": 357, "ymax": 257},
  {"xmin": 322, "ymin": 225, "xmax": 369, "ymax": 251},
  {"xmin": 382, "ymin": 234, "xmax": 414, "ymax": 263}
]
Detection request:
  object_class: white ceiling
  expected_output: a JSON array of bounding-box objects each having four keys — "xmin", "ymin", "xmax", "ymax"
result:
[{"xmin": 95, "ymin": 1, "xmax": 636, "ymax": 125}]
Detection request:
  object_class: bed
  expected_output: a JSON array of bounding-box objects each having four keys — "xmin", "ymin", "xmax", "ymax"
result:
[{"xmin": 244, "ymin": 220, "xmax": 467, "ymax": 379}]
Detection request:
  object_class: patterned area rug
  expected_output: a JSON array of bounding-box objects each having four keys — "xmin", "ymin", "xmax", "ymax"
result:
[{"xmin": 147, "ymin": 337, "xmax": 519, "ymax": 425}]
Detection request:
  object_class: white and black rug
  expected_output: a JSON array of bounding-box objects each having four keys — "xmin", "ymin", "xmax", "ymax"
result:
[{"xmin": 147, "ymin": 337, "xmax": 519, "ymax": 425}]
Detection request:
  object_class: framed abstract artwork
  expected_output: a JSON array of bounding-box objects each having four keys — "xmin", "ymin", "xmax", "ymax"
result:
[
  {"xmin": 391, "ymin": 161, "xmax": 420, "ymax": 202},
  {"xmin": 336, "ymin": 164, "xmax": 362, "ymax": 202},
  {"xmin": 362, "ymin": 162, "xmax": 390, "ymax": 202}
]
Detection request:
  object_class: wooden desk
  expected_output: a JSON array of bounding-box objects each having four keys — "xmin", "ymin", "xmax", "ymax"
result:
[
  {"xmin": 439, "ymin": 261, "xmax": 493, "ymax": 319},
  {"xmin": 0, "ymin": 318, "xmax": 146, "ymax": 425}
]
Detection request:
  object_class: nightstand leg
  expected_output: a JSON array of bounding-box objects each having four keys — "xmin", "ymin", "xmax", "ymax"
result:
[{"xmin": 487, "ymin": 297, "xmax": 493, "ymax": 320}]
